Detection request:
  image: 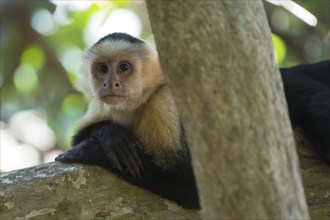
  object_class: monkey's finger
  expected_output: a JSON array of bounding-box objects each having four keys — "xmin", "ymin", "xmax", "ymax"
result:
[
  {"xmin": 55, "ymin": 153, "xmax": 72, "ymax": 162},
  {"xmin": 125, "ymin": 136, "xmax": 144, "ymax": 171},
  {"xmin": 127, "ymin": 143, "xmax": 144, "ymax": 172},
  {"xmin": 55, "ymin": 151, "xmax": 78, "ymax": 163},
  {"xmin": 106, "ymin": 149, "xmax": 123, "ymax": 172},
  {"xmin": 114, "ymin": 144, "xmax": 138, "ymax": 178},
  {"xmin": 120, "ymin": 143, "xmax": 142, "ymax": 178},
  {"xmin": 122, "ymin": 136, "xmax": 144, "ymax": 173}
]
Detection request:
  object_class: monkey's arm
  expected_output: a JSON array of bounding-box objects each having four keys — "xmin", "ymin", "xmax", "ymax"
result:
[
  {"xmin": 55, "ymin": 121, "xmax": 144, "ymax": 178},
  {"xmin": 56, "ymin": 121, "xmax": 199, "ymax": 209}
]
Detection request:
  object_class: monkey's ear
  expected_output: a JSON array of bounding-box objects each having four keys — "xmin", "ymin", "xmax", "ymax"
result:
[{"xmin": 74, "ymin": 52, "xmax": 95, "ymax": 99}]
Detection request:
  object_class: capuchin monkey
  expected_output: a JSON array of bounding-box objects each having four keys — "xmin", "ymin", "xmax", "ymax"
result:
[
  {"xmin": 55, "ymin": 33, "xmax": 200, "ymax": 209},
  {"xmin": 56, "ymin": 32, "xmax": 330, "ymax": 209}
]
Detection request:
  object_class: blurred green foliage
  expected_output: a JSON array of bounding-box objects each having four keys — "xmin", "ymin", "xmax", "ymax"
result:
[
  {"xmin": 1, "ymin": 0, "xmax": 151, "ymax": 150},
  {"xmin": 0, "ymin": 0, "xmax": 329, "ymax": 152},
  {"xmin": 272, "ymin": 34, "xmax": 287, "ymax": 64}
]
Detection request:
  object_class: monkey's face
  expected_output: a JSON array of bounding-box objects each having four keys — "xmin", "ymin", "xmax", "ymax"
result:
[
  {"xmin": 90, "ymin": 51, "xmax": 144, "ymax": 109},
  {"xmin": 78, "ymin": 37, "xmax": 163, "ymax": 111},
  {"xmin": 93, "ymin": 61, "xmax": 130, "ymax": 105}
]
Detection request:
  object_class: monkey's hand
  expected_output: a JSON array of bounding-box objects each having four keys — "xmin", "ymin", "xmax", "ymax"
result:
[
  {"xmin": 93, "ymin": 123, "xmax": 144, "ymax": 178},
  {"xmin": 55, "ymin": 138, "xmax": 107, "ymax": 165}
]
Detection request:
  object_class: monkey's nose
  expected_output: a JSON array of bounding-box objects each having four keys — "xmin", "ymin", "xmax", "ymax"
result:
[{"xmin": 112, "ymin": 80, "xmax": 122, "ymax": 89}]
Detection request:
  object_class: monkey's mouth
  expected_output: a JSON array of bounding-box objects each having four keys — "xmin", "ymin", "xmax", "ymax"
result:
[{"xmin": 101, "ymin": 95, "xmax": 128, "ymax": 105}]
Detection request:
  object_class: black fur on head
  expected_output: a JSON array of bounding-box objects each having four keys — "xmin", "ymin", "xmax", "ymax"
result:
[{"xmin": 96, "ymin": 32, "xmax": 144, "ymax": 45}]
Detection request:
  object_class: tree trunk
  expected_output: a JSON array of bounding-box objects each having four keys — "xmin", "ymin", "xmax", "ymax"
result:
[{"xmin": 146, "ymin": 1, "xmax": 309, "ymax": 219}]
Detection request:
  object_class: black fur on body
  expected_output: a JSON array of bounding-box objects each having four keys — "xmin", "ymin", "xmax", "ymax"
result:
[{"xmin": 280, "ymin": 60, "xmax": 330, "ymax": 162}]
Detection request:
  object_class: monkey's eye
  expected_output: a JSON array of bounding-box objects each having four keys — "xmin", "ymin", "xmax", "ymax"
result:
[
  {"xmin": 118, "ymin": 62, "xmax": 131, "ymax": 72},
  {"xmin": 97, "ymin": 64, "xmax": 108, "ymax": 74}
]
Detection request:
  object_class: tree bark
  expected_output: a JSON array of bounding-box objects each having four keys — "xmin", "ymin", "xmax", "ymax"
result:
[
  {"xmin": 0, "ymin": 162, "xmax": 200, "ymax": 219},
  {"xmin": 146, "ymin": 1, "xmax": 309, "ymax": 219}
]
